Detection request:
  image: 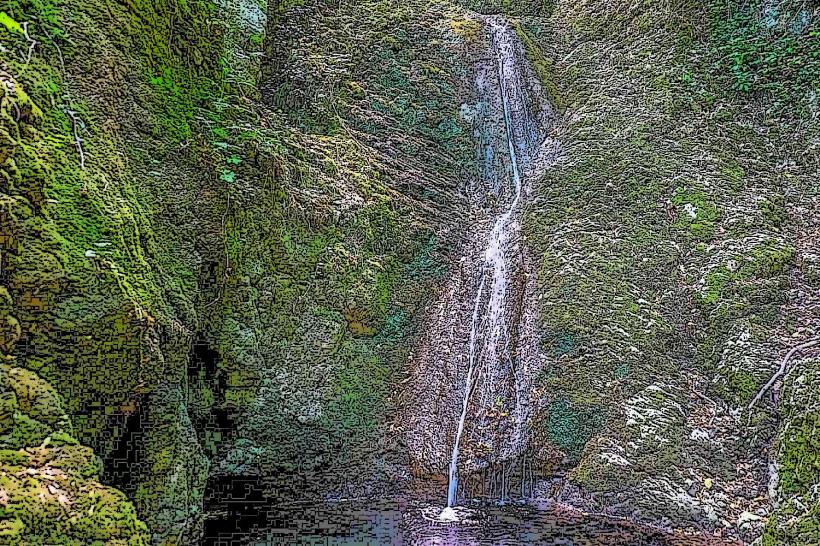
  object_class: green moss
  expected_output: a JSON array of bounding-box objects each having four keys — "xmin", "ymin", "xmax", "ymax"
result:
[
  {"xmin": 0, "ymin": 0, "xmax": 229, "ymax": 538},
  {"xmin": 763, "ymin": 498, "xmax": 820, "ymax": 546},
  {"xmin": 543, "ymin": 330, "xmax": 578, "ymax": 357},
  {"xmin": 0, "ymin": 447, "xmax": 150, "ymax": 543},
  {"xmin": 760, "ymin": 195, "xmax": 786, "ymax": 228},
  {"xmin": 0, "ymin": 413, "xmax": 52, "ymax": 449},
  {"xmin": 1, "ymin": 366, "xmax": 67, "ymax": 427},
  {"xmin": 700, "ymin": 266, "xmax": 733, "ymax": 306},
  {"xmin": 779, "ymin": 411, "xmax": 820, "ymax": 495},
  {"xmin": 697, "ymin": 240, "xmax": 794, "ymax": 309},
  {"xmin": 455, "ymin": 0, "xmax": 555, "ymax": 16},
  {"xmin": 720, "ymin": 162, "xmax": 746, "ymax": 192},
  {"xmin": 325, "ymin": 352, "xmax": 389, "ymax": 433},
  {"xmin": 746, "ymin": 240, "xmax": 795, "ymax": 278},
  {"xmin": 0, "ymin": 449, "xmax": 28, "ymax": 466},
  {"xmin": 0, "ymin": 368, "xmax": 148, "ymax": 544},
  {"xmin": 721, "ymin": 368, "xmax": 763, "ymax": 406},
  {"xmin": 0, "ymin": 517, "xmax": 24, "ymax": 540},
  {"xmin": 513, "ymin": 20, "xmax": 564, "ymax": 110},
  {"xmin": 0, "ymin": 11, "xmax": 23, "ymax": 34},
  {"xmin": 546, "ymin": 399, "xmax": 603, "ymax": 460},
  {"xmin": 672, "ymin": 187, "xmax": 720, "ymax": 239},
  {"xmin": 449, "ymin": 15, "xmax": 481, "ymax": 43}
]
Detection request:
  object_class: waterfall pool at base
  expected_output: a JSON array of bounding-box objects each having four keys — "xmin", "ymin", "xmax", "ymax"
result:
[{"xmin": 202, "ymin": 498, "xmax": 737, "ymax": 545}]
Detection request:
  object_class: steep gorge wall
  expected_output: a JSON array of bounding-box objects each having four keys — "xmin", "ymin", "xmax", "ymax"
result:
[
  {"xmin": 2, "ymin": 0, "xmax": 479, "ymax": 542},
  {"xmin": 517, "ymin": 0, "xmax": 818, "ymax": 543},
  {"xmin": 0, "ymin": 0, "xmax": 229, "ymax": 541}
]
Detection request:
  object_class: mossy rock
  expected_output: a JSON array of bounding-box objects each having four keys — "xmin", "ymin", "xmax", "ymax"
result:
[
  {"xmin": 0, "ymin": 412, "xmax": 52, "ymax": 449},
  {"xmin": 0, "ymin": 365, "xmax": 145, "ymax": 542},
  {"xmin": 0, "ymin": 366, "xmax": 68, "ymax": 428},
  {"xmin": 0, "ymin": 314, "xmax": 20, "ymax": 355},
  {"xmin": 762, "ymin": 498, "xmax": 820, "ymax": 546},
  {"xmin": 0, "ymin": 445, "xmax": 149, "ymax": 545},
  {"xmin": 0, "ymin": 391, "xmax": 18, "ymax": 433}
]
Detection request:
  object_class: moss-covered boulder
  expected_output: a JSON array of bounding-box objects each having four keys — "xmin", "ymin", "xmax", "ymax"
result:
[
  {"xmin": 762, "ymin": 357, "xmax": 820, "ymax": 545},
  {"xmin": 0, "ymin": 445, "xmax": 149, "ymax": 545},
  {"xmin": 0, "ymin": 364, "xmax": 147, "ymax": 544}
]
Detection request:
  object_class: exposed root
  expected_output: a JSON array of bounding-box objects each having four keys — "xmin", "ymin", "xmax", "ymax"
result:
[{"xmin": 747, "ymin": 338, "xmax": 820, "ymax": 414}]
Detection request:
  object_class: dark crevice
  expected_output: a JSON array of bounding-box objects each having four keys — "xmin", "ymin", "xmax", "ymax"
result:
[
  {"xmin": 101, "ymin": 399, "xmax": 148, "ymax": 496},
  {"xmin": 189, "ymin": 333, "xmax": 221, "ymax": 380},
  {"xmin": 187, "ymin": 333, "xmax": 235, "ymax": 455},
  {"xmin": 200, "ymin": 475, "xmax": 271, "ymax": 545}
]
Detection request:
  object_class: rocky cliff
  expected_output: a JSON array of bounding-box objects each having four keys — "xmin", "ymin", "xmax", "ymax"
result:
[{"xmin": 0, "ymin": 0, "xmax": 816, "ymax": 544}]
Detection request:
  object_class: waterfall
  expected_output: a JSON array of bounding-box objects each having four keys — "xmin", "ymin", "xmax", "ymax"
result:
[
  {"xmin": 447, "ymin": 272, "xmax": 486, "ymax": 507},
  {"xmin": 403, "ymin": 12, "xmax": 556, "ymax": 514},
  {"xmin": 445, "ymin": 19, "xmax": 527, "ymax": 509}
]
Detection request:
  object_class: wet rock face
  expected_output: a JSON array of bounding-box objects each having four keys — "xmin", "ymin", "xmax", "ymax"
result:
[{"xmin": 403, "ymin": 16, "xmax": 558, "ymax": 491}]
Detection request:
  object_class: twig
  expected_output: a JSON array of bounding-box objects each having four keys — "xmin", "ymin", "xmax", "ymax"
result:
[
  {"xmin": 42, "ymin": 27, "xmax": 65, "ymax": 73},
  {"xmin": 21, "ymin": 22, "xmax": 37, "ymax": 66},
  {"xmin": 64, "ymin": 109, "xmax": 86, "ymax": 169},
  {"xmin": 747, "ymin": 338, "xmax": 820, "ymax": 413}
]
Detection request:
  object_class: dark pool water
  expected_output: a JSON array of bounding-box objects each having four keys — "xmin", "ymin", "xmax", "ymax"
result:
[{"xmin": 201, "ymin": 499, "xmax": 735, "ymax": 546}]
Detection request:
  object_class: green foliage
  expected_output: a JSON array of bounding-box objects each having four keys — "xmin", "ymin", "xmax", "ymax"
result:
[{"xmin": 710, "ymin": 0, "xmax": 819, "ymax": 102}]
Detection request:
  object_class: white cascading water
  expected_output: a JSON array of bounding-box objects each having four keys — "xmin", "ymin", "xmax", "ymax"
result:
[{"xmin": 445, "ymin": 19, "xmax": 526, "ymax": 510}]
